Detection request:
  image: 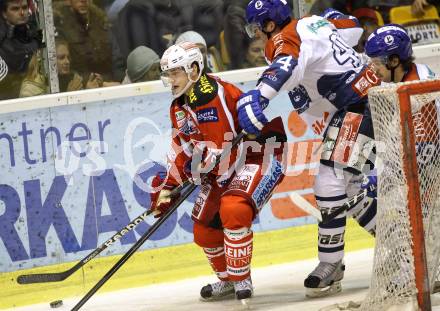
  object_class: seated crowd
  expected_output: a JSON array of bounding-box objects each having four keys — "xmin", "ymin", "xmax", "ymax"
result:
[{"xmin": 0, "ymin": 0, "xmax": 439, "ymax": 100}]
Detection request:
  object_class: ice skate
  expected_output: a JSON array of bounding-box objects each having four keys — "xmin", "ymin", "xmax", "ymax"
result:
[
  {"xmin": 200, "ymin": 280, "xmax": 235, "ymax": 301},
  {"xmin": 234, "ymin": 277, "xmax": 253, "ymax": 300},
  {"xmin": 304, "ymin": 260, "xmax": 345, "ymax": 298}
]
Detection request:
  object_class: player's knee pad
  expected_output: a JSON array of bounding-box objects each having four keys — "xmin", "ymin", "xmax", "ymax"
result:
[{"xmin": 223, "ymin": 227, "xmax": 253, "ymax": 281}]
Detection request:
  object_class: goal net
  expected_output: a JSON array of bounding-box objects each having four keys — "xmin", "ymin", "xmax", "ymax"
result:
[{"xmin": 361, "ymin": 79, "xmax": 440, "ymax": 311}]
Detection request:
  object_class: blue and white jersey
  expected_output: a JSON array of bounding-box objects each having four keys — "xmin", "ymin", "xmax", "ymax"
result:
[{"xmin": 258, "ymin": 15, "xmax": 381, "ymax": 114}]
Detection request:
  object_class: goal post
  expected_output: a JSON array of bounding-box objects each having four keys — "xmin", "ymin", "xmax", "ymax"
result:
[{"xmin": 362, "ymin": 79, "xmax": 440, "ymax": 311}]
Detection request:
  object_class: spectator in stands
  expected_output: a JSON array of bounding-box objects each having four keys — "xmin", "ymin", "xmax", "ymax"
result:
[
  {"xmin": 54, "ymin": 0, "xmax": 113, "ymax": 81},
  {"xmin": 223, "ymin": 0, "xmax": 249, "ymax": 69},
  {"xmin": 176, "ymin": 31, "xmax": 213, "ymax": 73},
  {"xmin": 19, "ymin": 39, "xmax": 103, "ymax": 96},
  {"xmin": 356, "ymin": 0, "xmax": 413, "ymax": 23},
  {"xmin": 352, "ymin": 8, "xmax": 384, "ymax": 53},
  {"xmin": 412, "ymin": 0, "xmax": 440, "ymax": 16},
  {"xmin": 0, "ymin": 0, "xmax": 43, "ymax": 99},
  {"xmin": 190, "ymin": 0, "xmax": 224, "ymax": 48},
  {"xmin": 55, "ymin": 39, "xmax": 103, "ymax": 91},
  {"xmin": 244, "ymin": 37, "xmax": 266, "ymax": 68},
  {"xmin": 122, "ymin": 46, "xmax": 160, "ymax": 84},
  {"xmin": 19, "ymin": 50, "xmax": 47, "ymax": 97},
  {"xmin": 309, "ymin": 0, "xmax": 349, "ymax": 15}
]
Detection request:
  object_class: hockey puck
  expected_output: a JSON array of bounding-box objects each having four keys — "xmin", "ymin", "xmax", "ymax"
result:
[{"xmin": 50, "ymin": 300, "xmax": 63, "ymax": 308}]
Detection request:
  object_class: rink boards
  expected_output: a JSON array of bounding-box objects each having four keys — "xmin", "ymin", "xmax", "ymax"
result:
[{"xmin": 1, "ymin": 43, "xmax": 438, "ymax": 309}]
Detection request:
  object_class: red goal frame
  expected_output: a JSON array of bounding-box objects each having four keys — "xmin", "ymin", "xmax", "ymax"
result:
[{"xmin": 397, "ymin": 80, "xmax": 440, "ymax": 311}]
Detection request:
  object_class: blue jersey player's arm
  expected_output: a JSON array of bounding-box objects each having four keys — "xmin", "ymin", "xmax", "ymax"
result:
[{"xmin": 257, "ymin": 54, "xmax": 300, "ymax": 100}]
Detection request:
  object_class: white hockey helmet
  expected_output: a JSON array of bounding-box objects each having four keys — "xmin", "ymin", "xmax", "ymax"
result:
[
  {"xmin": 160, "ymin": 42, "xmax": 204, "ymax": 98},
  {"xmin": 0, "ymin": 55, "xmax": 8, "ymax": 82}
]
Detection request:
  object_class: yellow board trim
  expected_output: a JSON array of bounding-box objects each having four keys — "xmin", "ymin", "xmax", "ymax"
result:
[{"xmin": 0, "ymin": 220, "xmax": 374, "ymax": 309}]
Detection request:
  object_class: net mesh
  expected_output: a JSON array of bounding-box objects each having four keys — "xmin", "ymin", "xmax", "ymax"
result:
[{"xmin": 360, "ymin": 80, "xmax": 440, "ymax": 310}]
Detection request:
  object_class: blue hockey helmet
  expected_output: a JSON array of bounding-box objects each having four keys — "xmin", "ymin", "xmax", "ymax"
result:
[
  {"xmin": 321, "ymin": 8, "xmax": 346, "ymax": 19},
  {"xmin": 365, "ymin": 24, "xmax": 412, "ymax": 61},
  {"xmin": 321, "ymin": 8, "xmax": 360, "ymax": 25},
  {"xmin": 245, "ymin": 0, "xmax": 292, "ymax": 38}
]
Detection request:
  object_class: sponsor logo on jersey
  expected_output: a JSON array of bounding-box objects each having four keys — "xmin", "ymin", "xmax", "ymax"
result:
[
  {"xmin": 330, "ymin": 112, "xmax": 363, "ymax": 164},
  {"xmin": 228, "ymin": 164, "xmax": 259, "ymax": 192},
  {"xmin": 288, "ymin": 85, "xmax": 311, "ymax": 113},
  {"xmin": 229, "ymin": 175, "xmax": 252, "ymax": 192},
  {"xmin": 311, "ymin": 111, "xmax": 331, "ymax": 135},
  {"xmin": 175, "ymin": 110, "xmax": 185, "ymax": 121},
  {"xmin": 188, "ymin": 88, "xmax": 198, "ymax": 104},
  {"xmin": 262, "ymin": 69, "xmax": 278, "ymax": 82},
  {"xmin": 345, "ymin": 73, "xmax": 356, "ymax": 84},
  {"xmin": 198, "ymin": 74, "xmax": 215, "ymax": 94},
  {"xmin": 307, "ymin": 19, "xmax": 330, "ymax": 34},
  {"xmin": 352, "ymin": 67, "xmax": 380, "ymax": 96},
  {"xmin": 252, "ymin": 160, "xmax": 283, "ymax": 209},
  {"xmin": 197, "ymin": 107, "xmax": 219, "ymax": 123},
  {"xmin": 192, "ymin": 183, "xmax": 212, "ymax": 220},
  {"xmin": 178, "ymin": 118, "xmax": 198, "ymax": 135},
  {"xmin": 188, "ymin": 74, "xmax": 218, "ymax": 106}
]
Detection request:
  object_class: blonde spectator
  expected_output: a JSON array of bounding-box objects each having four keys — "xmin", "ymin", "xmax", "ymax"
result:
[
  {"xmin": 20, "ymin": 40, "xmax": 104, "ymax": 97},
  {"xmin": 122, "ymin": 46, "xmax": 160, "ymax": 84},
  {"xmin": 55, "ymin": 40, "xmax": 103, "ymax": 91},
  {"xmin": 19, "ymin": 51, "xmax": 48, "ymax": 97}
]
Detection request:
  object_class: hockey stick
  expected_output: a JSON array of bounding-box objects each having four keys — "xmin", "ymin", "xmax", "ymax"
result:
[
  {"xmin": 71, "ymin": 132, "xmax": 245, "ymax": 310},
  {"xmin": 290, "ymin": 186, "xmax": 374, "ymax": 224},
  {"xmin": 17, "ymin": 209, "xmax": 154, "ymax": 284},
  {"xmin": 17, "ymin": 133, "xmax": 244, "ymax": 285},
  {"xmin": 289, "ymin": 192, "xmax": 323, "ymax": 222}
]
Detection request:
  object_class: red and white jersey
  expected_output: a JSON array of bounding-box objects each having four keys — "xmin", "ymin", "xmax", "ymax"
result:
[
  {"xmin": 257, "ymin": 15, "xmax": 380, "ymax": 115},
  {"xmin": 166, "ymin": 74, "xmax": 242, "ymax": 186}
]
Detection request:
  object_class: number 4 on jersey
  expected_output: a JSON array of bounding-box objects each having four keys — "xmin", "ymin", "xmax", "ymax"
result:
[{"xmin": 277, "ymin": 55, "xmax": 294, "ymax": 72}]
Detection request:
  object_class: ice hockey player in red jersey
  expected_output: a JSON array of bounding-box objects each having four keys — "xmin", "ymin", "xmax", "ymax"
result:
[
  {"xmin": 150, "ymin": 41, "xmax": 287, "ymax": 302},
  {"xmin": 237, "ymin": 0, "xmax": 381, "ymax": 298}
]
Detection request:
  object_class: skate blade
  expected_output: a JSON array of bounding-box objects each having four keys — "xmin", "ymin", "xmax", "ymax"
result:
[
  {"xmin": 199, "ymin": 291, "xmax": 235, "ymax": 302},
  {"xmin": 305, "ymin": 281, "xmax": 342, "ymax": 298}
]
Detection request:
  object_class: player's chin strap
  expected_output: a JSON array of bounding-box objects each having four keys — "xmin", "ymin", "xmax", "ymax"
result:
[{"xmin": 385, "ymin": 57, "xmax": 401, "ymax": 83}]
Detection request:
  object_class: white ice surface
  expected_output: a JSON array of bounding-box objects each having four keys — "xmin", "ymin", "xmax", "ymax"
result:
[{"xmin": 7, "ymin": 248, "xmax": 440, "ymax": 311}]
